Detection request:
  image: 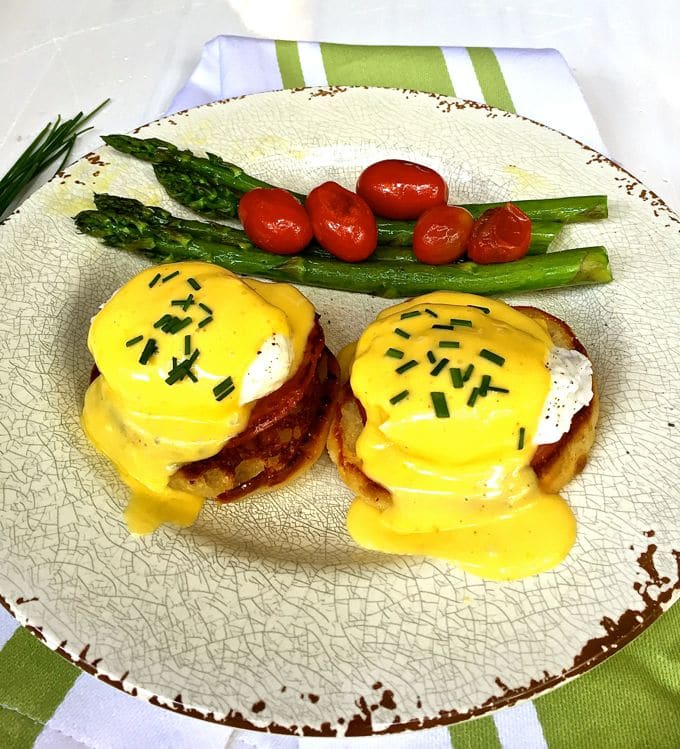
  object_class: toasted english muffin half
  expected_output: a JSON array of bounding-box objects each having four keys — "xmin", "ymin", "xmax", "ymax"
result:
[{"xmin": 327, "ymin": 306, "xmax": 599, "ymax": 511}]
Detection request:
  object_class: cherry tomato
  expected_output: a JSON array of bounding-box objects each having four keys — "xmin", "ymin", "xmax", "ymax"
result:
[
  {"xmin": 356, "ymin": 159, "xmax": 448, "ymax": 220},
  {"xmin": 466, "ymin": 203, "xmax": 532, "ymax": 264},
  {"xmin": 305, "ymin": 181, "xmax": 377, "ymax": 262},
  {"xmin": 238, "ymin": 188, "xmax": 312, "ymax": 255},
  {"xmin": 413, "ymin": 205, "xmax": 474, "ymax": 265}
]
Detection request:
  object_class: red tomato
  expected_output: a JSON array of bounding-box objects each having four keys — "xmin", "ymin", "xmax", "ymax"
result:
[
  {"xmin": 305, "ymin": 181, "xmax": 377, "ymax": 262},
  {"xmin": 238, "ymin": 188, "xmax": 312, "ymax": 254},
  {"xmin": 467, "ymin": 203, "xmax": 532, "ymax": 264},
  {"xmin": 413, "ymin": 205, "xmax": 474, "ymax": 265},
  {"xmin": 356, "ymin": 159, "xmax": 448, "ymax": 220}
]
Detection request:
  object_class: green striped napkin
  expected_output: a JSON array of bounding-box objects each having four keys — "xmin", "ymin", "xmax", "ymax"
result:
[{"xmin": 1, "ymin": 36, "xmax": 676, "ymax": 749}]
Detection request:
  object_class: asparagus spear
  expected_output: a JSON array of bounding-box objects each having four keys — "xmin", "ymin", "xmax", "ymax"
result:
[
  {"xmin": 92, "ymin": 194, "xmax": 560, "ymax": 261},
  {"xmin": 101, "ymin": 133, "xmax": 608, "ymax": 243},
  {"xmin": 74, "ymin": 207, "xmax": 612, "ymax": 298}
]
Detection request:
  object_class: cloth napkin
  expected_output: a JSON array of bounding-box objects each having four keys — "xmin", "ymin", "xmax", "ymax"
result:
[{"xmin": 2, "ymin": 36, "xmax": 678, "ymax": 749}]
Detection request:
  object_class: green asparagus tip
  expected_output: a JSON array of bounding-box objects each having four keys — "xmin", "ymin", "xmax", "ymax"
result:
[{"xmin": 575, "ymin": 246, "xmax": 613, "ymax": 285}]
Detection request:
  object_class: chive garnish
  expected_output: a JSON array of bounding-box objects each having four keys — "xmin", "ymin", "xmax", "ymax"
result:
[
  {"xmin": 169, "ymin": 317, "xmax": 192, "ymax": 334},
  {"xmin": 450, "ymin": 318, "xmax": 472, "ymax": 327},
  {"xmin": 480, "ymin": 349, "xmax": 505, "ymax": 367},
  {"xmin": 389, "ymin": 390, "xmax": 409, "ymax": 405},
  {"xmin": 198, "ymin": 316, "xmax": 213, "ymax": 329},
  {"xmin": 467, "ymin": 387, "xmax": 480, "ymax": 407},
  {"xmin": 125, "ymin": 334, "xmax": 143, "ymax": 347},
  {"xmin": 162, "ymin": 270, "xmax": 180, "ymax": 283},
  {"xmin": 213, "ymin": 376, "xmax": 235, "ymax": 401},
  {"xmin": 430, "ymin": 357, "xmax": 449, "ymax": 377},
  {"xmin": 148, "ymin": 273, "xmax": 161, "ymax": 288},
  {"xmin": 199, "ymin": 302, "xmax": 213, "ymax": 314},
  {"xmin": 431, "ymin": 391, "xmax": 449, "ymax": 418},
  {"xmin": 424, "ymin": 308, "xmax": 438, "ymax": 318},
  {"xmin": 479, "ymin": 374, "xmax": 491, "ymax": 396},
  {"xmin": 187, "ymin": 277, "xmax": 201, "ymax": 290},
  {"xmin": 154, "ymin": 314, "xmax": 172, "ymax": 329},
  {"xmin": 462, "ymin": 364, "xmax": 474, "ymax": 382},
  {"xmin": 488, "ymin": 386, "xmax": 509, "ymax": 394},
  {"xmin": 184, "ymin": 335, "xmax": 191, "ymax": 356},
  {"xmin": 385, "ymin": 347, "xmax": 404, "ymax": 359},
  {"xmin": 439, "ymin": 340, "xmax": 460, "ymax": 349},
  {"xmin": 165, "ymin": 349, "xmax": 200, "ymax": 385},
  {"xmin": 426, "ymin": 350, "xmax": 436, "ymax": 364},
  {"xmin": 394, "ymin": 327, "xmax": 410, "ymax": 339},
  {"xmin": 518, "ymin": 427, "xmax": 526, "ymax": 450},
  {"xmin": 450, "ymin": 367, "xmax": 464, "ymax": 388},
  {"xmin": 138, "ymin": 338, "xmax": 157, "ymax": 365},
  {"xmin": 400, "ymin": 310, "xmax": 421, "ymax": 320},
  {"xmin": 171, "ymin": 294, "xmax": 195, "ymax": 311},
  {"xmin": 432, "ymin": 323, "xmax": 455, "ymax": 330},
  {"xmin": 468, "ymin": 304, "xmax": 490, "ymax": 314},
  {"xmin": 396, "ymin": 359, "xmax": 418, "ymax": 374}
]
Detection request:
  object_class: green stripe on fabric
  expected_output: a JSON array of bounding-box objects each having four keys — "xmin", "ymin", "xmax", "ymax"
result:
[
  {"xmin": 0, "ymin": 628, "xmax": 79, "ymax": 728},
  {"xmin": 320, "ymin": 43, "xmax": 455, "ymax": 96},
  {"xmin": 466, "ymin": 48, "xmax": 515, "ymax": 112},
  {"xmin": 0, "ymin": 706, "xmax": 43, "ymax": 749},
  {"xmin": 535, "ymin": 601, "xmax": 680, "ymax": 749},
  {"xmin": 275, "ymin": 41, "xmax": 305, "ymax": 88},
  {"xmin": 449, "ymin": 714, "xmax": 501, "ymax": 748}
]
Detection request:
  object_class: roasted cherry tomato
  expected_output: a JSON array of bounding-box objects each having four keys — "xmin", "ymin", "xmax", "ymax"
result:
[
  {"xmin": 238, "ymin": 188, "xmax": 312, "ymax": 255},
  {"xmin": 413, "ymin": 205, "xmax": 474, "ymax": 265},
  {"xmin": 466, "ymin": 203, "xmax": 532, "ymax": 264},
  {"xmin": 305, "ymin": 181, "xmax": 377, "ymax": 262},
  {"xmin": 356, "ymin": 159, "xmax": 448, "ymax": 220}
]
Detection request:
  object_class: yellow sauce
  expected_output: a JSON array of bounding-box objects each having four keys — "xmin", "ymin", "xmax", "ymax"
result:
[
  {"xmin": 82, "ymin": 262, "xmax": 314, "ymax": 534},
  {"xmin": 346, "ymin": 292, "xmax": 576, "ymax": 580}
]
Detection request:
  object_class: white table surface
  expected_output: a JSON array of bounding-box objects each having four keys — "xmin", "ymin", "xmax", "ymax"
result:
[{"xmin": 1, "ymin": 0, "xmax": 679, "ymax": 214}]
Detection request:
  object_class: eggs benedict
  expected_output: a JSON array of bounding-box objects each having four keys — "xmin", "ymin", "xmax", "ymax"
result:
[
  {"xmin": 327, "ymin": 292, "xmax": 598, "ymax": 580},
  {"xmin": 82, "ymin": 261, "xmax": 338, "ymax": 534}
]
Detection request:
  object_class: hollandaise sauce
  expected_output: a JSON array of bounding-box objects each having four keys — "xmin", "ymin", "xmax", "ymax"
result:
[
  {"xmin": 82, "ymin": 262, "xmax": 313, "ymax": 534},
  {"xmin": 346, "ymin": 292, "xmax": 576, "ymax": 580}
]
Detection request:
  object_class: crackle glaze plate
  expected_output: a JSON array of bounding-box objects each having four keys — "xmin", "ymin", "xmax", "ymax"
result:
[{"xmin": 0, "ymin": 87, "xmax": 679, "ymax": 738}]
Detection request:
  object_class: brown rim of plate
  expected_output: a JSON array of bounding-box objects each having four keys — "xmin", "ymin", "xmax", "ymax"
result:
[{"xmin": 1, "ymin": 88, "xmax": 679, "ymax": 737}]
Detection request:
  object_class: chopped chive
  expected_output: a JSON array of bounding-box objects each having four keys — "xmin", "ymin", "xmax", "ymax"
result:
[
  {"xmin": 430, "ymin": 357, "xmax": 449, "ymax": 377},
  {"xmin": 162, "ymin": 270, "xmax": 180, "ymax": 283},
  {"xmin": 165, "ymin": 348, "xmax": 200, "ymax": 385},
  {"xmin": 432, "ymin": 323, "xmax": 455, "ymax": 330},
  {"xmin": 450, "ymin": 367, "xmax": 464, "ymax": 388},
  {"xmin": 518, "ymin": 427, "xmax": 526, "ymax": 450},
  {"xmin": 394, "ymin": 327, "xmax": 410, "ymax": 339},
  {"xmin": 148, "ymin": 272, "xmax": 161, "ymax": 288},
  {"xmin": 385, "ymin": 347, "xmax": 404, "ymax": 359},
  {"xmin": 462, "ymin": 364, "xmax": 475, "ymax": 382},
  {"xmin": 198, "ymin": 315, "xmax": 213, "ymax": 329},
  {"xmin": 171, "ymin": 294, "xmax": 195, "ymax": 311},
  {"xmin": 213, "ymin": 376, "xmax": 233, "ymax": 394},
  {"xmin": 187, "ymin": 277, "xmax": 201, "ymax": 290},
  {"xmin": 431, "ymin": 391, "xmax": 450, "ymax": 418},
  {"xmin": 468, "ymin": 304, "xmax": 490, "ymax": 314},
  {"xmin": 186, "ymin": 370, "xmax": 198, "ymax": 383},
  {"xmin": 479, "ymin": 374, "xmax": 492, "ymax": 396},
  {"xmin": 389, "ymin": 389, "xmax": 409, "ymax": 405},
  {"xmin": 450, "ymin": 318, "xmax": 472, "ymax": 327},
  {"xmin": 488, "ymin": 386, "xmax": 509, "ymax": 394},
  {"xmin": 395, "ymin": 359, "xmax": 418, "ymax": 374},
  {"xmin": 184, "ymin": 335, "xmax": 191, "ymax": 355},
  {"xmin": 154, "ymin": 314, "xmax": 172, "ymax": 329},
  {"xmin": 215, "ymin": 384, "xmax": 235, "ymax": 401},
  {"xmin": 172, "ymin": 356, "xmax": 178, "ymax": 368},
  {"xmin": 138, "ymin": 338, "xmax": 157, "ymax": 365},
  {"xmin": 424, "ymin": 308, "xmax": 438, "ymax": 318},
  {"xmin": 480, "ymin": 348, "xmax": 505, "ymax": 367},
  {"xmin": 125, "ymin": 334, "xmax": 143, "ymax": 347},
  {"xmin": 199, "ymin": 302, "xmax": 213, "ymax": 314},
  {"xmin": 426, "ymin": 350, "xmax": 436, "ymax": 364},
  {"xmin": 169, "ymin": 317, "xmax": 192, "ymax": 334},
  {"xmin": 400, "ymin": 310, "xmax": 421, "ymax": 320},
  {"xmin": 439, "ymin": 340, "xmax": 460, "ymax": 349},
  {"xmin": 467, "ymin": 387, "xmax": 480, "ymax": 407}
]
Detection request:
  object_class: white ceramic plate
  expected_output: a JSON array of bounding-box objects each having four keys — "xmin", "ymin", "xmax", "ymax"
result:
[{"xmin": 0, "ymin": 87, "xmax": 679, "ymax": 737}]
